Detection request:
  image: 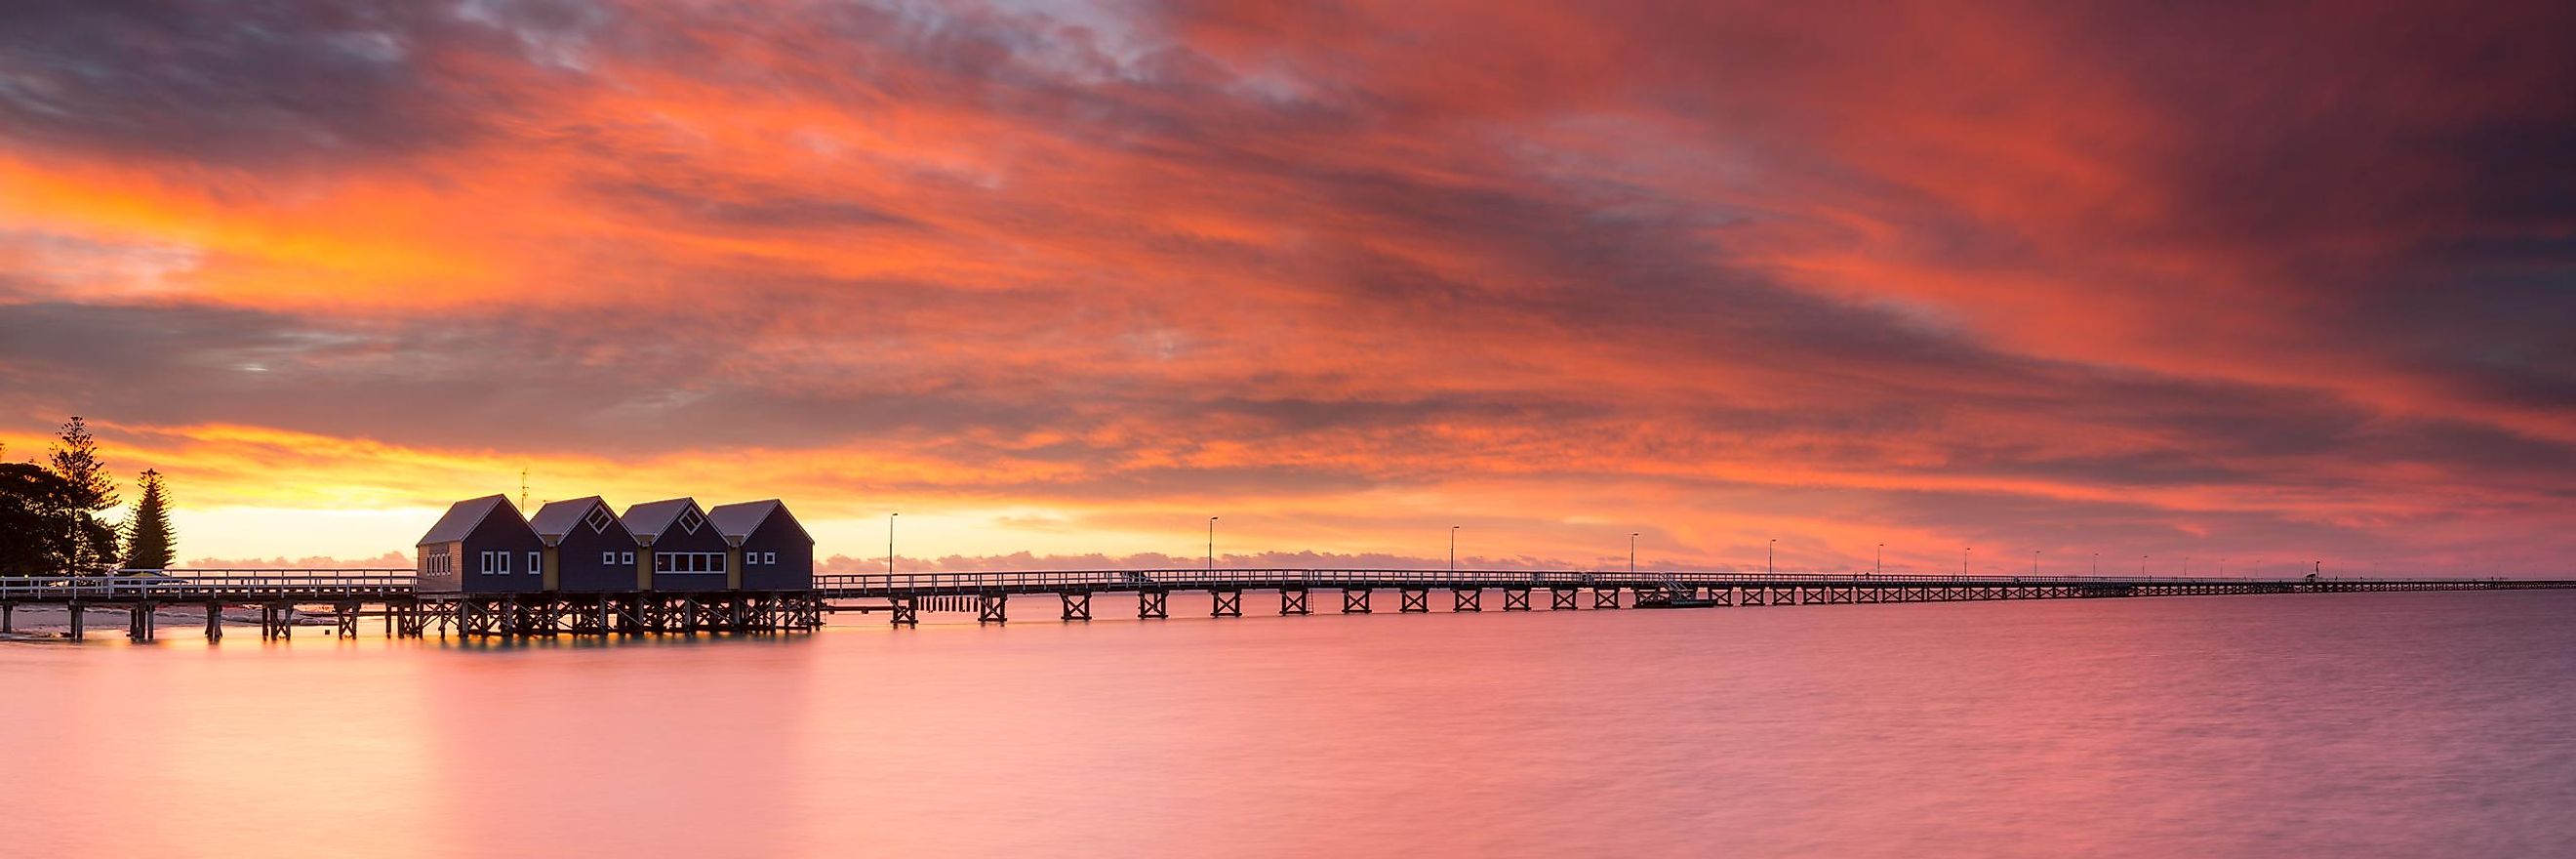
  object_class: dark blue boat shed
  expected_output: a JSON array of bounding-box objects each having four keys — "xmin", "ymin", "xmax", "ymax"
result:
[
  {"xmin": 414, "ymin": 494, "xmax": 543, "ymax": 594},
  {"xmin": 623, "ymin": 498, "xmax": 732, "ymax": 593},
  {"xmin": 528, "ymin": 496, "xmax": 640, "ymax": 593},
  {"xmin": 707, "ymin": 499, "xmax": 816, "ymax": 591}
]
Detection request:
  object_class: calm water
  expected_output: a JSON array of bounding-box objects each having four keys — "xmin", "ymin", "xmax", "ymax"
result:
[{"xmin": 5, "ymin": 590, "xmax": 2573, "ymax": 857}]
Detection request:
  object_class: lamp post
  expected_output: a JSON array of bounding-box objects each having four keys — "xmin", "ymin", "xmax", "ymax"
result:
[
  {"xmin": 2032, "ymin": 550, "xmax": 2039, "ymax": 576},
  {"xmin": 1630, "ymin": 532, "xmax": 1638, "ymax": 575},
  {"xmin": 1450, "ymin": 526, "xmax": 1459, "ymax": 572},
  {"xmin": 2141, "ymin": 554, "xmax": 2148, "ymax": 576},
  {"xmin": 1963, "ymin": 547, "xmax": 1971, "ymax": 576},
  {"xmin": 2091, "ymin": 552, "xmax": 2098, "ymax": 575},
  {"xmin": 1875, "ymin": 543, "xmax": 1884, "ymax": 577},
  {"xmin": 1768, "ymin": 538, "xmax": 1777, "ymax": 575},
  {"xmin": 1207, "ymin": 516, "xmax": 1218, "ymax": 571},
  {"xmin": 887, "ymin": 512, "xmax": 897, "ymax": 577}
]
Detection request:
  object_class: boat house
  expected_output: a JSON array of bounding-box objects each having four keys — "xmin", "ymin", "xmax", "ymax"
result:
[
  {"xmin": 414, "ymin": 494, "xmax": 543, "ymax": 594},
  {"xmin": 528, "ymin": 496, "xmax": 640, "ymax": 593},
  {"xmin": 622, "ymin": 497, "xmax": 732, "ymax": 593},
  {"xmin": 706, "ymin": 499, "xmax": 816, "ymax": 591}
]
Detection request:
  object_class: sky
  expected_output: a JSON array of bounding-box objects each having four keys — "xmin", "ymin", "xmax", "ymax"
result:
[{"xmin": 0, "ymin": 0, "xmax": 2569, "ymax": 576}]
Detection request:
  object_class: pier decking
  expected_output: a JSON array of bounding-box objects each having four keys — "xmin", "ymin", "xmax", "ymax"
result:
[{"xmin": 3, "ymin": 568, "xmax": 2567, "ymax": 641}]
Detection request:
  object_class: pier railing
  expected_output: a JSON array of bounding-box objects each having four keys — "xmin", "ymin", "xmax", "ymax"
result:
[
  {"xmin": 0, "ymin": 568, "xmax": 2548, "ymax": 601},
  {"xmin": 0, "ymin": 570, "xmax": 416, "ymax": 599},
  {"xmin": 808, "ymin": 568, "xmax": 2513, "ymax": 594}
]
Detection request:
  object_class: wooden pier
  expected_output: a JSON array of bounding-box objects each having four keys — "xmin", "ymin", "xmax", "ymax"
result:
[{"xmin": 2, "ymin": 569, "xmax": 2568, "ymax": 641}]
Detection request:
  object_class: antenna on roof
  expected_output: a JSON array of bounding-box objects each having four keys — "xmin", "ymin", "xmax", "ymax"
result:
[{"xmin": 519, "ymin": 469, "xmax": 530, "ymax": 511}]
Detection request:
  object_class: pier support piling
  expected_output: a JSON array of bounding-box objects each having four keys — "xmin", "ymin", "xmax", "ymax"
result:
[
  {"xmin": 1279, "ymin": 589, "xmax": 1310, "ymax": 615},
  {"xmin": 1503, "ymin": 589, "xmax": 1531, "ymax": 611},
  {"xmin": 976, "ymin": 593, "xmax": 1007, "ymax": 625},
  {"xmin": 1061, "ymin": 592, "xmax": 1091, "ymax": 622},
  {"xmin": 1343, "ymin": 589, "xmax": 1372, "ymax": 614},
  {"xmin": 1593, "ymin": 588, "xmax": 1622, "ymax": 609},
  {"xmin": 1453, "ymin": 589, "xmax": 1481, "ymax": 612},
  {"xmin": 1211, "ymin": 590, "xmax": 1242, "ymax": 618},
  {"xmin": 1400, "ymin": 589, "xmax": 1429, "ymax": 613},
  {"xmin": 1138, "ymin": 590, "xmax": 1169, "ymax": 620}
]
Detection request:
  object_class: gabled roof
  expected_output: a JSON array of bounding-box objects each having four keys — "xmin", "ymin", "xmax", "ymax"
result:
[
  {"xmin": 621, "ymin": 497, "xmax": 704, "ymax": 542},
  {"xmin": 418, "ymin": 495, "xmax": 515, "ymax": 546},
  {"xmin": 705, "ymin": 499, "xmax": 814, "ymax": 547},
  {"xmin": 529, "ymin": 496, "xmax": 621, "ymax": 545},
  {"xmin": 528, "ymin": 496, "xmax": 596, "ymax": 537}
]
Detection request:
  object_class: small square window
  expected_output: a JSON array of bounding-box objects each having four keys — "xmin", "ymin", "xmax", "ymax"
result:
[
  {"xmin": 621, "ymin": 552, "xmax": 635, "ymax": 565},
  {"xmin": 601, "ymin": 551, "xmax": 615, "ymax": 565},
  {"xmin": 763, "ymin": 552, "xmax": 777, "ymax": 565}
]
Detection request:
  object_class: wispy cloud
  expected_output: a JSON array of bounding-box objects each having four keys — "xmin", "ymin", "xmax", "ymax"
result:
[{"xmin": 2, "ymin": 0, "xmax": 2569, "ymax": 574}]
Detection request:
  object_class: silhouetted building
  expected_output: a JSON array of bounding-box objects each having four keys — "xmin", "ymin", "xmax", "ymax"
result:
[
  {"xmin": 414, "ymin": 494, "xmax": 543, "ymax": 594},
  {"xmin": 622, "ymin": 497, "xmax": 731, "ymax": 593},
  {"xmin": 707, "ymin": 499, "xmax": 816, "ymax": 591},
  {"xmin": 528, "ymin": 496, "xmax": 640, "ymax": 593}
]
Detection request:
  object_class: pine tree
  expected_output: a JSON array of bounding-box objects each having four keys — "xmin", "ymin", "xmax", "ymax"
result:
[
  {"xmin": 47, "ymin": 416, "xmax": 119, "ymax": 573},
  {"xmin": 124, "ymin": 469, "xmax": 176, "ymax": 571},
  {"xmin": 49, "ymin": 417, "xmax": 116, "ymax": 510}
]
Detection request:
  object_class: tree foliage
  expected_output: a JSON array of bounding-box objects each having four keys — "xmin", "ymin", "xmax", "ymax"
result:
[
  {"xmin": 0, "ymin": 463, "xmax": 114, "ymax": 576},
  {"xmin": 124, "ymin": 469, "xmax": 176, "ymax": 571},
  {"xmin": 45, "ymin": 417, "xmax": 121, "ymax": 573}
]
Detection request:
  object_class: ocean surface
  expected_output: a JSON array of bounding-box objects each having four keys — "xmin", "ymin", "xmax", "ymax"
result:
[{"xmin": 4, "ymin": 589, "xmax": 2572, "ymax": 857}]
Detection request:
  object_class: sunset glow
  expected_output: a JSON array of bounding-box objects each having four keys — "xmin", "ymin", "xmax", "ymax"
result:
[{"xmin": 2, "ymin": 1, "xmax": 2569, "ymax": 575}]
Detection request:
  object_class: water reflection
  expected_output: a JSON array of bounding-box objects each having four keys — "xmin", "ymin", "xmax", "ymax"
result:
[{"xmin": 5, "ymin": 591, "xmax": 2572, "ymax": 857}]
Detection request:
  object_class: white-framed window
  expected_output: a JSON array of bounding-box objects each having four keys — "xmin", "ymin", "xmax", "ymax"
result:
[
  {"xmin": 621, "ymin": 552, "xmax": 635, "ymax": 565},
  {"xmin": 678, "ymin": 509, "xmax": 704, "ymax": 535},
  {"xmin": 529, "ymin": 551, "xmax": 541, "ymax": 575},
  {"xmin": 480, "ymin": 551, "xmax": 510, "ymax": 575},
  {"xmin": 584, "ymin": 506, "xmax": 613, "ymax": 534},
  {"xmin": 649, "ymin": 552, "xmax": 727, "ymax": 574},
  {"xmin": 762, "ymin": 552, "xmax": 777, "ymax": 565}
]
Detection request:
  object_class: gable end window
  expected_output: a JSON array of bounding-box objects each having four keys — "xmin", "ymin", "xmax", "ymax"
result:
[
  {"xmin": 678, "ymin": 509, "xmax": 704, "ymax": 535},
  {"xmin": 584, "ymin": 507, "xmax": 614, "ymax": 534}
]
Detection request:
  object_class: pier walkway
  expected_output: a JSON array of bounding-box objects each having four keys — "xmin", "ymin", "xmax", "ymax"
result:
[{"xmin": 2, "ymin": 568, "xmax": 2566, "ymax": 640}]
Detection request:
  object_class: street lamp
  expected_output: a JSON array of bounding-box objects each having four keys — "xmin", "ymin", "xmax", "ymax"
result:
[
  {"xmin": 2032, "ymin": 550, "xmax": 2039, "ymax": 576},
  {"xmin": 1630, "ymin": 532, "xmax": 1639, "ymax": 575},
  {"xmin": 1207, "ymin": 516, "xmax": 1219, "ymax": 571},
  {"xmin": 1963, "ymin": 547, "xmax": 1971, "ymax": 576},
  {"xmin": 2141, "ymin": 554, "xmax": 2148, "ymax": 576},
  {"xmin": 1450, "ymin": 525, "xmax": 1460, "ymax": 572},
  {"xmin": 1768, "ymin": 538, "xmax": 1777, "ymax": 575},
  {"xmin": 1875, "ymin": 543, "xmax": 1884, "ymax": 577},
  {"xmin": 2091, "ymin": 552, "xmax": 2098, "ymax": 575},
  {"xmin": 887, "ymin": 512, "xmax": 897, "ymax": 576}
]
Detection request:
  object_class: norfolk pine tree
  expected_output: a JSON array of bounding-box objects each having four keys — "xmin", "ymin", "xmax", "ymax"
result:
[{"xmin": 124, "ymin": 469, "xmax": 175, "ymax": 571}]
